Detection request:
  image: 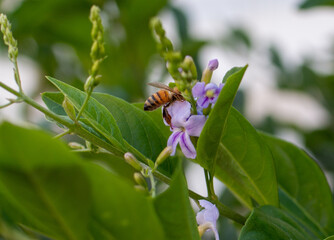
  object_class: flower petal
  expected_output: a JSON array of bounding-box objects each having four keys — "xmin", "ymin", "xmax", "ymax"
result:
[
  {"xmin": 219, "ymin": 83, "xmax": 225, "ymax": 91},
  {"xmin": 185, "ymin": 115, "xmax": 206, "ymax": 137},
  {"xmin": 197, "ymin": 96, "xmax": 210, "ymax": 108},
  {"xmin": 167, "ymin": 101, "xmax": 191, "ymax": 128},
  {"xmin": 192, "ymin": 82, "xmax": 205, "ymax": 98},
  {"xmin": 167, "ymin": 130, "xmax": 182, "ymax": 156},
  {"xmin": 204, "ymin": 82, "xmax": 218, "ymax": 92},
  {"xmin": 179, "ymin": 132, "xmax": 196, "ymax": 159}
]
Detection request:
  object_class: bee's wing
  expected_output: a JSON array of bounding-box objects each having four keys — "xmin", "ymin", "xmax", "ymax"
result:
[{"xmin": 147, "ymin": 82, "xmax": 179, "ymax": 94}]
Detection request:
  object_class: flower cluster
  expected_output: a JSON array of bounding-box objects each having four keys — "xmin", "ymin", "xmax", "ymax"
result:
[{"xmin": 165, "ymin": 59, "xmax": 224, "ymax": 159}]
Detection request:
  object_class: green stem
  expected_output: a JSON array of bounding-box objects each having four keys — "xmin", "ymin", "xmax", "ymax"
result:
[
  {"xmin": 204, "ymin": 169, "xmax": 212, "ymax": 197},
  {"xmin": 148, "ymin": 170, "xmax": 156, "ymax": 197},
  {"xmin": 53, "ymin": 129, "xmax": 71, "ymax": 139},
  {"xmin": 75, "ymin": 90, "xmax": 92, "ymax": 121},
  {"xmin": 0, "ymin": 101, "xmax": 14, "ymax": 109},
  {"xmin": 14, "ymin": 61, "xmax": 23, "ymax": 93}
]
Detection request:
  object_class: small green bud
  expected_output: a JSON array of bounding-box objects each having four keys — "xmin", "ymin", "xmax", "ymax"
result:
[
  {"xmin": 0, "ymin": 14, "xmax": 18, "ymax": 63},
  {"xmin": 124, "ymin": 152, "xmax": 142, "ymax": 171},
  {"xmin": 150, "ymin": 17, "xmax": 165, "ymax": 37},
  {"xmin": 182, "ymin": 56, "xmax": 197, "ymax": 80},
  {"xmin": 62, "ymin": 97, "xmax": 76, "ymax": 121},
  {"xmin": 84, "ymin": 76, "xmax": 94, "ymax": 93},
  {"xmin": 154, "ymin": 146, "xmax": 172, "ymax": 170},
  {"xmin": 133, "ymin": 172, "xmax": 147, "ymax": 189}
]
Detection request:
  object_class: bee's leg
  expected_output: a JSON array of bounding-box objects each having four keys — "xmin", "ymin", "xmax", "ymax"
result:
[{"xmin": 163, "ymin": 106, "xmax": 172, "ymax": 127}]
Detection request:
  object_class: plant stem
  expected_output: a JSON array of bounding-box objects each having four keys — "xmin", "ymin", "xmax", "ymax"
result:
[
  {"xmin": 75, "ymin": 90, "xmax": 91, "ymax": 121},
  {"xmin": 148, "ymin": 170, "xmax": 156, "ymax": 197},
  {"xmin": 204, "ymin": 169, "xmax": 211, "ymax": 197},
  {"xmin": 14, "ymin": 61, "xmax": 23, "ymax": 93},
  {"xmin": 53, "ymin": 129, "xmax": 71, "ymax": 139}
]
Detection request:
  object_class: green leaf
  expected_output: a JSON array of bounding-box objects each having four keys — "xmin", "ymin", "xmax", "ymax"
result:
[
  {"xmin": 153, "ymin": 162, "xmax": 200, "ymax": 240},
  {"xmin": 84, "ymin": 164, "xmax": 165, "ymax": 240},
  {"xmin": 46, "ymin": 77, "xmax": 124, "ymax": 150},
  {"xmin": 222, "ymin": 67, "xmax": 244, "ymax": 83},
  {"xmin": 0, "ymin": 122, "xmax": 166, "ymax": 240},
  {"xmin": 299, "ymin": 0, "xmax": 334, "ymax": 9},
  {"xmin": 211, "ymin": 108, "xmax": 278, "ymax": 208},
  {"xmin": 79, "ymin": 152, "xmax": 136, "ymax": 184},
  {"xmin": 0, "ymin": 122, "xmax": 91, "ymax": 240},
  {"xmin": 132, "ymin": 102, "xmax": 171, "ymax": 139},
  {"xmin": 197, "ymin": 65, "xmax": 248, "ymax": 172},
  {"xmin": 91, "ymin": 94, "xmax": 164, "ymax": 157},
  {"xmin": 239, "ymin": 206, "xmax": 314, "ymax": 240},
  {"xmin": 41, "ymin": 92, "xmax": 110, "ymax": 143},
  {"xmin": 261, "ymin": 133, "xmax": 334, "ymax": 235},
  {"xmin": 278, "ymin": 189, "xmax": 326, "ymax": 238},
  {"xmin": 324, "ymin": 236, "xmax": 334, "ymax": 240}
]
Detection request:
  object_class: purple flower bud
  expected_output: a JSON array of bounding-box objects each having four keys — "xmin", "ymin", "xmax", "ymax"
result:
[{"xmin": 208, "ymin": 59, "xmax": 219, "ymax": 71}]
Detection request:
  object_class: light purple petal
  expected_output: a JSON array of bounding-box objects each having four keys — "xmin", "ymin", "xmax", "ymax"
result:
[
  {"xmin": 197, "ymin": 96, "xmax": 210, "ymax": 108},
  {"xmin": 167, "ymin": 130, "xmax": 182, "ymax": 156},
  {"xmin": 179, "ymin": 132, "xmax": 196, "ymax": 159},
  {"xmin": 219, "ymin": 83, "xmax": 225, "ymax": 91},
  {"xmin": 192, "ymin": 82, "xmax": 205, "ymax": 98},
  {"xmin": 198, "ymin": 200, "xmax": 219, "ymax": 227},
  {"xmin": 208, "ymin": 59, "xmax": 219, "ymax": 71},
  {"xmin": 204, "ymin": 83, "xmax": 219, "ymax": 92},
  {"xmin": 196, "ymin": 210, "xmax": 206, "ymax": 225},
  {"xmin": 213, "ymin": 228, "xmax": 220, "ymax": 240},
  {"xmin": 167, "ymin": 101, "xmax": 191, "ymax": 128},
  {"xmin": 185, "ymin": 115, "xmax": 206, "ymax": 137}
]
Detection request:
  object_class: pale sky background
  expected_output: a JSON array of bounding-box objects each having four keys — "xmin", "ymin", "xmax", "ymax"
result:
[{"xmin": 1, "ymin": 0, "xmax": 334, "ymax": 196}]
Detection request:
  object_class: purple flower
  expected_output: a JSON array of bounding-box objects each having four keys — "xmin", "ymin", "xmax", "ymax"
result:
[
  {"xmin": 192, "ymin": 82, "xmax": 224, "ymax": 109},
  {"xmin": 196, "ymin": 200, "xmax": 220, "ymax": 240},
  {"xmin": 165, "ymin": 101, "xmax": 206, "ymax": 159}
]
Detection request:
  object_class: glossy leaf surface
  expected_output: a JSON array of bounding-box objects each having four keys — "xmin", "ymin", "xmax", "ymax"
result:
[{"xmin": 262, "ymin": 133, "xmax": 334, "ymax": 235}]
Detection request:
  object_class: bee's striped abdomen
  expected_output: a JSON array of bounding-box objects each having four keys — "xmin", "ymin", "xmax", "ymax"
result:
[{"xmin": 144, "ymin": 90, "xmax": 170, "ymax": 111}]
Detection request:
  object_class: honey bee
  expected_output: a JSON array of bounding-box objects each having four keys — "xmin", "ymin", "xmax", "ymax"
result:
[{"xmin": 144, "ymin": 82, "xmax": 185, "ymax": 126}]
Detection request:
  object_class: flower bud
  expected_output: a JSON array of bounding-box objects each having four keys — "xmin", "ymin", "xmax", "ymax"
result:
[
  {"xmin": 201, "ymin": 59, "xmax": 219, "ymax": 84},
  {"xmin": 154, "ymin": 146, "xmax": 172, "ymax": 170},
  {"xmin": 84, "ymin": 76, "xmax": 94, "ymax": 93},
  {"xmin": 62, "ymin": 97, "xmax": 76, "ymax": 121},
  {"xmin": 183, "ymin": 56, "xmax": 197, "ymax": 80},
  {"xmin": 124, "ymin": 152, "xmax": 142, "ymax": 171},
  {"xmin": 133, "ymin": 172, "xmax": 147, "ymax": 189}
]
